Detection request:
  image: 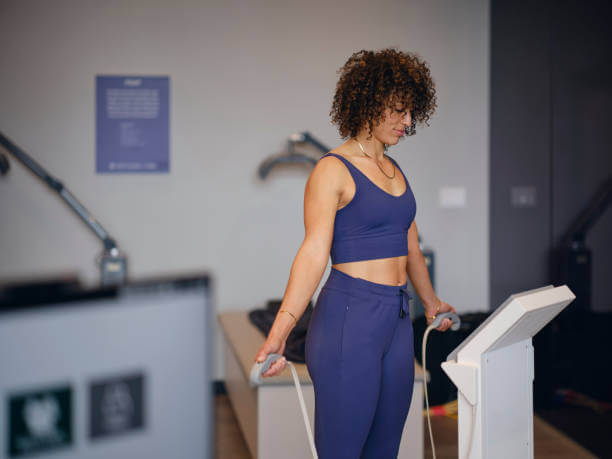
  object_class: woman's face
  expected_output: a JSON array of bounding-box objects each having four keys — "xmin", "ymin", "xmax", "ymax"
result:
[{"xmin": 370, "ymin": 104, "xmax": 412, "ymax": 145}]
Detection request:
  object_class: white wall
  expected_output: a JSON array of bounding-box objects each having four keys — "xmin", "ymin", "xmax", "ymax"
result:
[{"xmin": 0, "ymin": 0, "xmax": 489, "ymax": 379}]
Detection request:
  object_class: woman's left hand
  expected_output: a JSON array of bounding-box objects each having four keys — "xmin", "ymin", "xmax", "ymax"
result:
[{"xmin": 424, "ymin": 298, "xmax": 456, "ymax": 332}]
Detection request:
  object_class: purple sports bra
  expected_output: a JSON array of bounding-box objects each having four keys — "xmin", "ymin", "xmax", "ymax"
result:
[{"xmin": 320, "ymin": 152, "xmax": 417, "ymax": 264}]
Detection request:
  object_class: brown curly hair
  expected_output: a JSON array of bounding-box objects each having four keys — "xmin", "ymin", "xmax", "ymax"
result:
[{"xmin": 330, "ymin": 48, "xmax": 437, "ymax": 139}]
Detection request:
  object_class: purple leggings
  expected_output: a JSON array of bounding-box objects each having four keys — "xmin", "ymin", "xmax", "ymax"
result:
[{"xmin": 305, "ymin": 267, "xmax": 415, "ymax": 458}]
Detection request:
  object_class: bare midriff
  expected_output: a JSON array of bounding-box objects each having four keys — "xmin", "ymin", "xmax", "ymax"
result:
[{"xmin": 332, "ymin": 256, "xmax": 408, "ymax": 287}]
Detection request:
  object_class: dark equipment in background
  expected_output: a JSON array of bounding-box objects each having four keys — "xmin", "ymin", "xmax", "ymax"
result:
[
  {"xmin": 0, "ymin": 132, "xmax": 127, "ymax": 286},
  {"xmin": 535, "ymin": 176, "xmax": 612, "ymax": 408},
  {"xmin": 551, "ymin": 176, "xmax": 612, "ymax": 320}
]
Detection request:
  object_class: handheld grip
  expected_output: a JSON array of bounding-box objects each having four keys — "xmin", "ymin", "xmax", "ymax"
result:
[
  {"xmin": 249, "ymin": 353, "xmax": 283, "ymax": 387},
  {"xmin": 430, "ymin": 312, "xmax": 461, "ymax": 331}
]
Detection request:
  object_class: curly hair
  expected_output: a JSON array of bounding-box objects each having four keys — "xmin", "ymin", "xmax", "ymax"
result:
[{"xmin": 330, "ymin": 48, "xmax": 437, "ymax": 139}]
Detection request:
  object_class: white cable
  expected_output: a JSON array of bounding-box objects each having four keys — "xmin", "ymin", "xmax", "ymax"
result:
[
  {"xmin": 422, "ymin": 325, "xmax": 437, "ymax": 459},
  {"xmin": 286, "ymin": 361, "xmax": 318, "ymax": 459}
]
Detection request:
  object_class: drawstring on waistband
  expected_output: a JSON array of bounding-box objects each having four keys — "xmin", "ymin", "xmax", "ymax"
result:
[{"xmin": 398, "ymin": 287, "xmax": 412, "ymax": 319}]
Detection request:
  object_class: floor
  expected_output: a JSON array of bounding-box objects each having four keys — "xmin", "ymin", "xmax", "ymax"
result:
[{"xmin": 214, "ymin": 393, "xmax": 600, "ymax": 459}]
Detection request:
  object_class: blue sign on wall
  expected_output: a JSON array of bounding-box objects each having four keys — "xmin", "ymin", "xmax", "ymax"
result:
[{"xmin": 96, "ymin": 76, "xmax": 169, "ymax": 173}]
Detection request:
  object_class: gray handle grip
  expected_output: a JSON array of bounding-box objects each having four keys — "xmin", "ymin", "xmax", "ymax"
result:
[
  {"xmin": 430, "ymin": 312, "xmax": 461, "ymax": 331},
  {"xmin": 249, "ymin": 353, "xmax": 283, "ymax": 386}
]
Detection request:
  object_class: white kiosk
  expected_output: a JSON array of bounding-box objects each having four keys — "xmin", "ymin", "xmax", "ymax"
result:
[{"xmin": 441, "ymin": 285, "xmax": 575, "ymax": 459}]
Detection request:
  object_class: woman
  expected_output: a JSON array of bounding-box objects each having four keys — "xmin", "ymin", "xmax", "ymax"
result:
[{"xmin": 253, "ymin": 48, "xmax": 456, "ymax": 458}]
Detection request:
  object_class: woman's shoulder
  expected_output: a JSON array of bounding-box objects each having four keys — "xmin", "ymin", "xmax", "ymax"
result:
[
  {"xmin": 319, "ymin": 145, "xmax": 363, "ymax": 165},
  {"xmin": 318, "ymin": 152, "xmax": 362, "ymax": 181},
  {"xmin": 309, "ymin": 148, "xmax": 357, "ymax": 187},
  {"xmin": 315, "ymin": 151, "xmax": 349, "ymax": 172}
]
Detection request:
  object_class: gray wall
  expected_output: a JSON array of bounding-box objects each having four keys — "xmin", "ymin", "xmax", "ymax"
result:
[
  {"xmin": 490, "ymin": 0, "xmax": 612, "ymax": 311},
  {"xmin": 0, "ymin": 0, "xmax": 490, "ymax": 379}
]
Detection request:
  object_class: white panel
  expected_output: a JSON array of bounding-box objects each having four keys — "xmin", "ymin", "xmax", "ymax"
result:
[
  {"xmin": 482, "ymin": 341, "xmax": 532, "ymax": 459},
  {"xmin": 0, "ymin": 288, "xmax": 211, "ymax": 459},
  {"xmin": 258, "ymin": 385, "xmax": 315, "ymax": 459}
]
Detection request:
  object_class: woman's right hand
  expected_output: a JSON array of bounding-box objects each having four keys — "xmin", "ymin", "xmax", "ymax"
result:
[{"xmin": 254, "ymin": 335, "xmax": 288, "ymax": 378}]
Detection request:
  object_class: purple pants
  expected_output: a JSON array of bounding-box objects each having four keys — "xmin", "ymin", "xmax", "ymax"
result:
[{"xmin": 305, "ymin": 267, "xmax": 415, "ymax": 458}]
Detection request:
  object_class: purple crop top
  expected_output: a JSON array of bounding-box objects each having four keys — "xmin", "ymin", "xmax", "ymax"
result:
[{"xmin": 320, "ymin": 152, "xmax": 417, "ymax": 264}]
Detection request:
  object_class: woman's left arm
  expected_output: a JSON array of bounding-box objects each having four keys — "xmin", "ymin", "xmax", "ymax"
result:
[{"xmin": 406, "ymin": 220, "xmax": 456, "ymax": 332}]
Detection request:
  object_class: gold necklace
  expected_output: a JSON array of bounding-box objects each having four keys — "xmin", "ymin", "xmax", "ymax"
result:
[{"xmin": 355, "ymin": 139, "xmax": 396, "ymax": 179}]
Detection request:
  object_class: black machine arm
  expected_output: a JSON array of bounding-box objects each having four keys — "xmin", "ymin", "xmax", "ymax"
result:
[
  {"xmin": 0, "ymin": 131, "xmax": 127, "ymax": 284},
  {"xmin": 289, "ymin": 131, "xmax": 330, "ymax": 154},
  {"xmin": 258, "ymin": 131, "xmax": 330, "ymax": 179},
  {"xmin": 561, "ymin": 176, "xmax": 612, "ymax": 247},
  {"xmin": 550, "ymin": 175, "xmax": 612, "ymax": 318}
]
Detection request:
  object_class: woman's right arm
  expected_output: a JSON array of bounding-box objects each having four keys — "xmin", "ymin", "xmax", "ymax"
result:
[{"xmin": 253, "ymin": 156, "xmax": 345, "ymax": 376}]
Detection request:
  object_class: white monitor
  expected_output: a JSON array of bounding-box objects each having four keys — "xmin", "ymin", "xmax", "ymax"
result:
[
  {"xmin": 446, "ymin": 285, "xmax": 573, "ymax": 362},
  {"xmin": 442, "ymin": 284, "xmax": 575, "ymax": 459}
]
